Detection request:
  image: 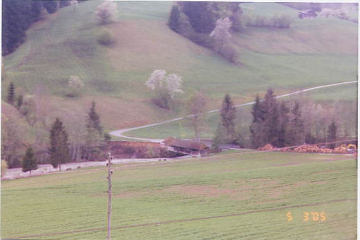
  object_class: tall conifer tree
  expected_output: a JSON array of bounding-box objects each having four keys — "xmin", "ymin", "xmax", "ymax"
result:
[
  {"xmin": 49, "ymin": 118, "xmax": 70, "ymax": 171},
  {"xmin": 168, "ymin": 5, "xmax": 181, "ymax": 32},
  {"xmin": 278, "ymin": 102, "xmax": 290, "ymax": 147},
  {"xmin": 263, "ymin": 88, "xmax": 279, "ymax": 146},
  {"xmin": 327, "ymin": 120, "xmax": 337, "ymax": 149},
  {"xmin": 250, "ymin": 95, "xmax": 266, "ymax": 148},
  {"xmin": 288, "ymin": 101, "xmax": 305, "ymax": 145},
  {"xmin": 7, "ymin": 82, "xmax": 15, "ymax": 105},
  {"xmin": 43, "ymin": 0, "xmax": 58, "ymax": 14},
  {"xmin": 220, "ymin": 94, "xmax": 236, "ymax": 143},
  {"xmin": 22, "ymin": 147, "xmax": 38, "ymax": 174},
  {"xmin": 87, "ymin": 101, "xmax": 102, "ymax": 135},
  {"xmin": 85, "ymin": 101, "xmax": 103, "ymax": 160}
]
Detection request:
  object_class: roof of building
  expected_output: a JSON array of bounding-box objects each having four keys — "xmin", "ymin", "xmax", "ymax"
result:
[{"xmin": 163, "ymin": 137, "xmax": 209, "ymax": 151}]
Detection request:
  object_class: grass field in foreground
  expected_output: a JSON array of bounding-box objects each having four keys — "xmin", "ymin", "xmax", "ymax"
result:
[{"xmin": 2, "ymin": 152, "xmax": 356, "ymax": 239}]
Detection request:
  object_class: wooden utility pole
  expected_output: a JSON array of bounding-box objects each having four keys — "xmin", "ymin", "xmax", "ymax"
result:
[{"xmin": 107, "ymin": 152, "xmax": 113, "ymax": 240}]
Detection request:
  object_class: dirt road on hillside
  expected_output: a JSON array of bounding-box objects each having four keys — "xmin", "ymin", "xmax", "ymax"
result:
[{"xmin": 110, "ymin": 81, "xmax": 357, "ymax": 142}]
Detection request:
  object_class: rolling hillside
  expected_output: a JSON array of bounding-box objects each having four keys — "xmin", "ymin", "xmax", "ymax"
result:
[{"xmin": 2, "ymin": 1, "xmax": 357, "ymax": 131}]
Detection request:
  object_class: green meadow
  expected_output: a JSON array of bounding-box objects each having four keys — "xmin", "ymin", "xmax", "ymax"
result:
[{"xmin": 1, "ymin": 152, "xmax": 356, "ymax": 239}]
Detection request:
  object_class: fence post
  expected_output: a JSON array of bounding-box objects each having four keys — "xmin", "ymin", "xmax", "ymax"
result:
[{"xmin": 107, "ymin": 152, "xmax": 112, "ymax": 240}]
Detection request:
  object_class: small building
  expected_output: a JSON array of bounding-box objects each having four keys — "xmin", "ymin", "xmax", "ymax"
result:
[{"xmin": 163, "ymin": 137, "xmax": 210, "ymax": 156}]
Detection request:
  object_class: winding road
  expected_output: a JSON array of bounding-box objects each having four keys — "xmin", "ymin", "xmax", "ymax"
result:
[
  {"xmin": 110, "ymin": 81, "xmax": 357, "ymax": 142},
  {"xmin": 3, "ymin": 81, "xmax": 356, "ymax": 180}
]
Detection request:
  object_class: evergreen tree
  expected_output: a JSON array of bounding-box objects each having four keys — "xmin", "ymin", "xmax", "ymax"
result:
[
  {"xmin": 262, "ymin": 88, "xmax": 279, "ymax": 146},
  {"xmin": 22, "ymin": 147, "xmax": 38, "ymax": 174},
  {"xmin": 212, "ymin": 123, "xmax": 226, "ymax": 152},
  {"xmin": 2, "ymin": 0, "xmax": 26, "ymax": 55},
  {"xmin": 288, "ymin": 101, "xmax": 305, "ymax": 145},
  {"xmin": 49, "ymin": 118, "xmax": 71, "ymax": 171},
  {"xmin": 85, "ymin": 101, "xmax": 103, "ymax": 160},
  {"xmin": 2, "ymin": 0, "xmax": 41, "ymax": 55},
  {"xmin": 7, "ymin": 82, "xmax": 15, "ymax": 105},
  {"xmin": 250, "ymin": 95, "xmax": 266, "ymax": 148},
  {"xmin": 251, "ymin": 95, "xmax": 265, "ymax": 122},
  {"xmin": 182, "ymin": 2, "xmax": 217, "ymax": 34},
  {"xmin": 220, "ymin": 94, "xmax": 236, "ymax": 143},
  {"xmin": 59, "ymin": 0, "xmax": 71, "ymax": 8},
  {"xmin": 327, "ymin": 120, "xmax": 337, "ymax": 149},
  {"xmin": 16, "ymin": 95, "xmax": 23, "ymax": 109},
  {"xmin": 168, "ymin": 5, "xmax": 181, "ymax": 32},
  {"xmin": 43, "ymin": 0, "xmax": 58, "ymax": 14},
  {"xmin": 305, "ymin": 132, "xmax": 317, "ymax": 144},
  {"xmin": 229, "ymin": 4, "xmax": 244, "ymax": 32},
  {"xmin": 30, "ymin": 0, "xmax": 43, "ymax": 21},
  {"xmin": 278, "ymin": 102, "xmax": 290, "ymax": 147},
  {"xmin": 87, "ymin": 101, "xmax": 102, "ymax": 134}
]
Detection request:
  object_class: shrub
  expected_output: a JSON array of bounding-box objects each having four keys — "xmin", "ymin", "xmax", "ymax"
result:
[
  {"xmin": 97, "ymin": 31, "xmax": 115, "ymax": 46},
  {"xmin": 66, "ymin": 75, "xmax": 84, "ymax": 97},
  {"xmin": 151, "ymin": 93, "xmax": 172, "ymax": 110},
  {"xmin": 271, "ymin": 15, "xmax": 292, "ymax": 28},
  {"xmin": 219, "ymin": 44, "xmax": 238, "ymax": 64},
  {"xmin": 6, "ymin": 156, "xmax": 21, "ymax": 168},
  {"xmin": 230, "ymin": 11, "xmax": 246, "ymax": 32},
  {"xmin": 188, "ymin": 32, "xmax": 214, "ymax": 49},
  {"xmin": 246, "ymin": 14, "xmax": 292, "ymax": 28},
  {"xmin": 19, "ymin": 96, "xmax": 37, "ymax": 126},
  {"xmin": 104, "ymin": 132, "xmax": 112, "ymax": 141}
]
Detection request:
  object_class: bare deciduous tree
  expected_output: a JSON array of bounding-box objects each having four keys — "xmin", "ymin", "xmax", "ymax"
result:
[
  {"xmin": 187, "ymin": 92, "xmax": 208, "ymax": 141},
  {"xmin": 64, "ymin": 112, "xmax": 87, "ymax": 161},
  {"xmin": 67, "ymin": 75, "xmax": 84, "ymax": 97},
  {"xmin": 2, "ymin": 115, "xmax": 24, "ymax": 168},
  {"xmin": 19, "ymin": 95, "xmax": 37, "ymax": 126}
]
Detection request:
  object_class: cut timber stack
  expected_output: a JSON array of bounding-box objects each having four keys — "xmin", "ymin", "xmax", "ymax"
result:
[
  {"xmin": 258, "ymin": 143, "xmax": 356, "ymax": 154},
  {"xmin": 293, "ymin": 145, "xmax": 332, "ymax": 153},
  {"xmin": 258, "ymin": 144, "xmax": 274, "ymax": 151}
]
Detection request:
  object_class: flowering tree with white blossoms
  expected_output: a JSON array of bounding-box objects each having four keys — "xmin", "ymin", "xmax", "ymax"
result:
[
  {"xmin": 67, "ymin": 75, "xmax": 84, "ymax": 97},
  {"xmin": 210, "ymin": 17, "xmax": 232, "ymax": 52},
  {"xmin": 95, "ymin": 1, "xmax": 118, "ymax": 25},
  {"xmin": 145, "ymin": 70, "xmax": 183, "ymax": 109},
  {"xmin": 210, "ymin": 17, "xmax": 238, "ymax": 63}
]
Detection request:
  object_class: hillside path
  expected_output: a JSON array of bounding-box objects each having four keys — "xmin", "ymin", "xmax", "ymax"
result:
[{"xmin": 110, "ymin": 81, "xmax": 357, "ymax": 142}]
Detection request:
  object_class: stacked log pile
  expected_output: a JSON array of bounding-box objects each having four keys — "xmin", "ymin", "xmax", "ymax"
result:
[
  {"xmin": 293, "ymin": 145, "xmax": 332, "ymax": 153},
  {"xmin": 258, "ymin": 144, "xmax": 356, "ymax": 154},
  {"xmin": 258, "ymin": 144, "xmax": 275, "ymax": 151}
]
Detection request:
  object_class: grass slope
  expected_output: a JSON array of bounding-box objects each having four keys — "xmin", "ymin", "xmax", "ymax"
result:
[
  {"xmin": 125, "ymin": 83, "xmax": 357, "ymax": 140},
  {"xmin": 2, "ymin": 152, "xmax": 356, "ymax": 239},
  {"xmin": 2, "ymin": 1, "xmax": 357, "ymax": 132}
]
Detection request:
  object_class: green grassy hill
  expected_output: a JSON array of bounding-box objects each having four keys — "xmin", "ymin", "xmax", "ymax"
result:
[
  {"xmin": 2, "ymin": 152, "xmax": 356, "ymax": 239},
  {"xmin": 3, "ymin": 1, "xmax": 357, "ymax": 131}
]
